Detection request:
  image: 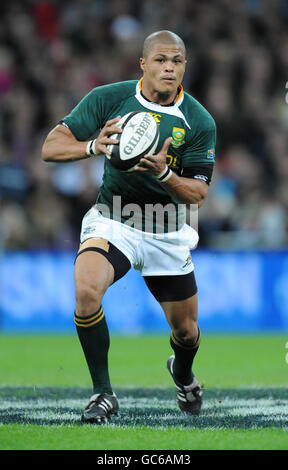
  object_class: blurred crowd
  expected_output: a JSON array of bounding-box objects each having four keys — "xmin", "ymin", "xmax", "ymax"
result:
[{"xmin": 0, "ymin": 0, "xmax": 288, "ymax": 251}]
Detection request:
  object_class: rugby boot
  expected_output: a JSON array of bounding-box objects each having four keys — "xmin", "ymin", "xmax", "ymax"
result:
[
  {"xmin": 167, "ymin": 355, "xmax": 203, "ymax": 415},
  {"xmin": 81, "ymin": 392, "xmax": 119, "ymax": 424}
]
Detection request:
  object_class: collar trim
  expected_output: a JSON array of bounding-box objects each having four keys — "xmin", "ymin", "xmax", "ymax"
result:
[
  {"xmin": 138, "ymin": 77, "xmax": 184, "ymax": 107},
  {"xmin": 135, "ymin": 79, "xmax": 190, "ymax": 129}
]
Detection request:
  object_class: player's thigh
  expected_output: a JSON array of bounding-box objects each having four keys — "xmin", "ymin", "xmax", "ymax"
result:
[
  {"xmin": 144, "ymin": 272, "xmax": 198, "ymax": 338},
  {"xmin": 74, "ymin": 238, "xmax": 115, "ymax": 304},
  {"xmin": 144, "ymin": 271, "xmax": 198, "ymax": 326}
]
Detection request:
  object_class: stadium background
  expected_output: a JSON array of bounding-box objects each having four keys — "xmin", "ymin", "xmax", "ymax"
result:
[{"xmin": 0, "ymin": 0, "xmax": 288, "ymax": 334}]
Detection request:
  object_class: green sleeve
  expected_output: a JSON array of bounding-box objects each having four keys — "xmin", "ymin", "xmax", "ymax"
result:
[
  {"xmin": 60, "ymin": 81, "xmax": 137, "ymax": 141},
  {"xmin": 60, "ymin": 88, "xmax": 106, "ymax": 141},
  {"xmin": 182, "ymin": 117, "xmax": 216, "ymax": 167}
]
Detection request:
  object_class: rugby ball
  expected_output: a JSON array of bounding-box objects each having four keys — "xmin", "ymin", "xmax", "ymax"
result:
[{"xmin": 106, "ymin": 111, "xmax": 159, "ymax": 172}]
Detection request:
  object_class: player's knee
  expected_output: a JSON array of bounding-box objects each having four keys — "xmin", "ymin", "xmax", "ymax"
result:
[
  {"xmin": 75, "ymin": 282, "xmax": 104, "ymax": 317},
  {"xmin": 173, "ymin": 321, "xmax": 199, "ymax": 346}
]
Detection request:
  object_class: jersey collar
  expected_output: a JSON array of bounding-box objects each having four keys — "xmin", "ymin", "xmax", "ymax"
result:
[
  {"xmin": 137, "ymin": 77, "xmax": 184, "ymax": 107},
  {"xmin": 135, "ymin": 78, "xmax": 190, "ymax": 129}
]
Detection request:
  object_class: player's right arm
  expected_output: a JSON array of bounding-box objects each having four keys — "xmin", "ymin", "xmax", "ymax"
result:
[{"xmin": 42, "ymin": 117, "xmax": 121, "ymax": 163}]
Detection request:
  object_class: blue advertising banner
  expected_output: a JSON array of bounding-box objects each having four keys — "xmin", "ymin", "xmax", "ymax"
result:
[{"xmin": 0, "ymin": 250, "xmax": 287, "ymax": 333}]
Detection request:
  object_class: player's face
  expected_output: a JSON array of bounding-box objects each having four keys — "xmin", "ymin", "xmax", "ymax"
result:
[{"xmin": 140, "ymin": 42, "xmax": 186, "ymax": 104}]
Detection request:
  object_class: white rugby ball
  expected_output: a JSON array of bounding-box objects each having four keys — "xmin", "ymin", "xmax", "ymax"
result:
[{"xmin": 106, "ymin": 111, "xmax": 159, "ymax": 172}]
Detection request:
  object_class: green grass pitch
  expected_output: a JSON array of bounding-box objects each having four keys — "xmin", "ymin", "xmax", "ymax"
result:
[{"xmin": 0, "ymin": 333, "xmax": 288, "ymax": 450}]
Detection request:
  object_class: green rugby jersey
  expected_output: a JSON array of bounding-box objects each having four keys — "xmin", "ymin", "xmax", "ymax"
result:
[{"xmin": 60, "ymin": 79, "xmax": 216, "ymax": 233}]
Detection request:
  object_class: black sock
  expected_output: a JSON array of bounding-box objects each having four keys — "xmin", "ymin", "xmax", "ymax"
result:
[
  {"xmin": 74, "ymin": 306, "xmax": 113, "ymax": 395},
  {"xmin": 170, "ymin": 327, "xmax": 201, "ymax": 385}
]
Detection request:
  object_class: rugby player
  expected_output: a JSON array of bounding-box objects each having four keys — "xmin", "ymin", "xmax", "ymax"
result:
[{"xmin": 42, "ymin": 30, "xmax": 216, "ymax": 423}]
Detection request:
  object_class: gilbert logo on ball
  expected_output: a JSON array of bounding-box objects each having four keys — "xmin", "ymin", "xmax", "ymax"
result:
[{"xmin": 106, "ymin": 111, "xmax": 159, "ymax": 172}]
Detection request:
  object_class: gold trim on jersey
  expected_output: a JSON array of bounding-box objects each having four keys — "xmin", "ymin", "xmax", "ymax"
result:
[
  {"xmin": 148, "ymin": 112, "xmax": 162, "ymax": 124},
  {"xmin": 135, "ymin": 79, "xmax": 190, "ymax": 128},
  {"xmin": 138, "ymin": 77, "xmax": 183, "ymax": 104}
]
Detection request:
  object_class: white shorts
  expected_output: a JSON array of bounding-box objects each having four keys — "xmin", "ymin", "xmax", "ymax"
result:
[{"xmin": 80, "ymin": 206, "xmax": 199, "ymax": 276}]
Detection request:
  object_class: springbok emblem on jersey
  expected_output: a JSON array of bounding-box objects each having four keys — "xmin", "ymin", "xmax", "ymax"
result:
[{"xmin": 171, "ymin": 127, "xmax": 185, "ymax": 148}]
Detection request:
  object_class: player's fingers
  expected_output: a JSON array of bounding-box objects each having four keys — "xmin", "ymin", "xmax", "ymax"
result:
[
  {"xmin": 99, "ymin": 145, "xmax": 111, "ymax": 156},
  {"xmin": 142, "ymin": 154, "xmax": 157, "ymax": 162},
  {"xmin": 159, "ymin": 137, "xmax": 172, "ymax": 155},
  {"xmin": 102, "ymin": 125, "xmax": 123, "ymax": 137},
  {"xmin": 139, "ymin": 157, "xmax": 154, "ymax": 168},
  {"xmin": 101, "ymin": 118, "xmax": 123, "ymax": 137},
  {"xmin": 105, "ymin": 116, "xmax": 121, "ymax": 127},
  {"xmin": 132, "ymin": 163, "xmax": 150, "ymax": 172},
  {"xmin": 100, "ymin": 136, "xmax": 119, "ymax": 145}
]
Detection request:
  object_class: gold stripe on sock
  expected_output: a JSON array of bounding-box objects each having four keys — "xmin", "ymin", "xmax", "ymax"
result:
[
  {"xmin": 74, "ymin": 307, "xmax": 104, "ymax": 328},
  {"xmin": 171, "ymin": 328, "xmax": 201, "ymax": 350},
  {"xmin": 74, "ymin": 306, "xmax": 103, "ymax": 323},
  {"xmin": 74, "ymin": 311, "xmax": 104, "ymax": 328}
]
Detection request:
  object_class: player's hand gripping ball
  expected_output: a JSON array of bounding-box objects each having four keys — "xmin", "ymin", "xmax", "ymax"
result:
[{"xmin": 106, "ymin": 111, "xmax": 159, "ymax": 172}]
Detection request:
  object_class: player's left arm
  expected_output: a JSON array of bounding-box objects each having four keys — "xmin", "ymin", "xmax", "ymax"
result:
[
  {"xmin": 133, "ymin": 137, "xmax": 211, "ymax": 205},
  {"xmin": 135, "ymin": 113, "xmax": 216, "ymax": 205},
  {"xmin": 160, "ymin": 170, "xmax": 209, "ymax": 206}
]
